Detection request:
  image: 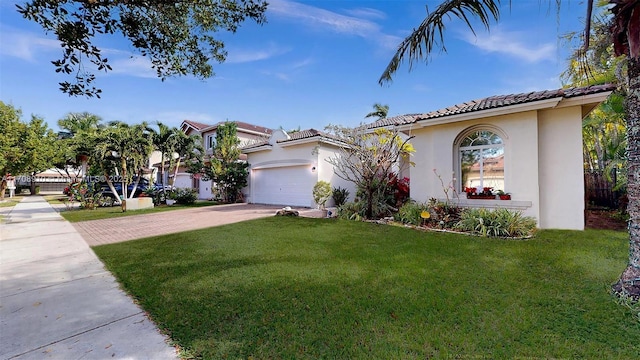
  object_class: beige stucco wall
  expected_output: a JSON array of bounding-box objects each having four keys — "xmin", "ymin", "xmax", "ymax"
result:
[
  {"xmin": 538, "ymin": 107, "xmax": 584, "ymax": 229},
  {"xmin": 409, "ymin": 106, "xmax": 586, "ymax": 230},
  {"xmin": 318, "ymin": 146, "xmax": 356, "ymax": 207}
]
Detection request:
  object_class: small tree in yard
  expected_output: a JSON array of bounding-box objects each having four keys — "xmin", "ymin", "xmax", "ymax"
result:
[
  {"xmin": 206, "ymin": 122, "xmax": 249, "ymax": 203},
  {"xmin": 326, "ymin": 126, "xmax": 415, "ymax": 219},
  {"xmin": 313, "ymin": 181, "xmax": 332, "ymax": 209}
]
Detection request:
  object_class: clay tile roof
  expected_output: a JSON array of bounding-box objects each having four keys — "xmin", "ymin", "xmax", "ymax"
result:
[
  {"xmin": 182, "ymin": 120, "xmax": 211, "ymax": 130},
  {"xmin": 364, "ymin": 114, "xmax": 422, "ymax": 129},
  {"xmin": 365, "ymin": 84, "xmax": 616, "ymax": 129},
  {"xmin": 241, "ymin": 140, "xmax": 270, "ymax": 150},
  {"xmin": 232, "ymin": 121, "xmax": 272, "ymax": 135},
  {"xmin": 277, "ymin": 128, "xmax": 342, "ymax": 143}
]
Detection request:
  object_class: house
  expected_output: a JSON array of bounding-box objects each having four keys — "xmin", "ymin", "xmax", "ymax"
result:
[
  {"xmin": 155, "ymin": 120, "xmax": 272, "ymax": 199},
  {"xmin": 242, "ymin": 129, "xmax": 356, "ymax": 208},
  {"xmin": 365, "ymin": 84, "xmax": 615, "ymax": 230}
]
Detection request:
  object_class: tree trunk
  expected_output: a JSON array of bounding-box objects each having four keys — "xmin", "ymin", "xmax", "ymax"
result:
[
  {"xmin": 30, "ymin": 172, "xmax": 36, "ymax": 195},
  {"xmin": 0, "ymin": 179, "xmax": 7, "ymax": 200},
  {"xmin": 613, "ymin": 56, "xmax": 640, "ymax": 300},
  {"xmin": 160, "ymin": 151, "xmax": 166, "ymax": 188}
]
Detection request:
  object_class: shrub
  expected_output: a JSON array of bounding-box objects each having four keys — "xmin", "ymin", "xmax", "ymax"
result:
[
  {"xmin": 332, "ymin": 187, "xmax": 350, "ymax": 208},
  {"xmin": 312, "ymin": 181, "xmax": 332, "ymax": 209},
  {"xmin": 68, "ymin": 181, "xmax": 102, "ymax": 210},
  {"xmin": 172, "ymin": 187, "xmax": 197, "ymax": 205},
  {"xmin": 395, "ymin": 201, "xmax": 427, "ymax": 226},
  {"xmin": 388, "ymin": 174, "xmax": 410, "ymax": 207},
  {"xmin": 455, "ymin": 208, "xmax": 537, "ymax": 238},
  {"xmin": 425, "ymin": 198, "xmax": 462, "ymax": 228},
  {"xmin": 337, "ymin": 201, "xmax": 365, "ymax": 221}
]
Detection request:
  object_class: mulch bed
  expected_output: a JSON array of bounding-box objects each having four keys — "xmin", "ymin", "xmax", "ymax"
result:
[{"xmin": 585, "ymin": 209, "xmax": 628, "ymax": 231}]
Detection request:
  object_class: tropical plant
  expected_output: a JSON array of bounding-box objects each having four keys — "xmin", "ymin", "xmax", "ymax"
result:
[
  {"xmin": 312, "ymin": 181, "xmax": 332, "ymax": 209},
  {"xmin": 455, "ymin": 208, "xmax": 537, "ymax": 238},
  {"xmin": 562, "ymin": 6, "xmax": 628, "ymax": 197},
  {"xmin": 326, "ymin": 126, "xmax": 415, "ymax": 219},
  {"xmin": 395, "ymin": 200, "xmax": 428, "ymax": 226},
  {"xmin": 66, "ymin": 181, "xmax": 105, "ymax": 210},
  {"xmin": 364, "ymin": 103, "xmax": 390, "ymax": 121},
  {"xmin": 206, "ymin": 122, "xmax": 248, "ymax": 203},
  {"xmin": 91, "ymin": 122, "xmax": 153, "ymax": 205},
  {"xmin": 332, "ymin": 187, "xmax": 350, "ymax": 208},
  {"xmin": 336, "ymin": 201, "xmax": 365, "ymax": 221},
  {"xmin": 17, "ymin": 0, "xmax": 268, "ymax": 97},
  {"xmin": 172, "ymin": 187, "xmax": 198, "ymax": 205},
  {"xmin": 377, "ymin": 0, "xmax": 640, "ymax": 300},
  {"xmin": 56, "ymin": 112, "xmax": 104, "ymax": 181},
  {"xmin": 151, "ymin": 122, "xmax": 180, "ymax": 190}
]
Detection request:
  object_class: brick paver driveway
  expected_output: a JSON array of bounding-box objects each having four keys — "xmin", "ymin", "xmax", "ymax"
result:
[{"xmin": 73, "ymin": 203, "xmax": 305, "ymax": 246}]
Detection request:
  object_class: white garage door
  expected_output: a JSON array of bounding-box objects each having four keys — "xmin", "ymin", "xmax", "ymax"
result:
[{"xmin": 252, "ymin": 166, "xmax": 315, "ymax": 207}]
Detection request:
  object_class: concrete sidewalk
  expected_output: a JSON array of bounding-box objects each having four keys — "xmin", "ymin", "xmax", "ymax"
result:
[{"xmin": 0, "ymin": 196, "xmax": 177, "ymax": 359}]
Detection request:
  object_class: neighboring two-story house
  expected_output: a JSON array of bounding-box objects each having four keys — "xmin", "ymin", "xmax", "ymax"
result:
[{"xmin": 153, "ymin": 120, "xmax": 271, "ymax": 200}]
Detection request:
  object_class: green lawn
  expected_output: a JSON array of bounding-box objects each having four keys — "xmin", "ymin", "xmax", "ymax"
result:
[
  {"xmin": 60, "ymin": 200, "xmax": 219, "ymax": 222},
  {"xmin": 93, "ymin": 218, "xmax": 640, "ymax": 359},
  {"xmin": 0, "ymin": 197, "xmax": 22, "ymax": 207}
]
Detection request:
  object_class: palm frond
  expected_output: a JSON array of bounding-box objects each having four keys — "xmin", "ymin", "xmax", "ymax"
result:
[{"xmin": 379, "ymin": 0, "xmax": 503, "ymax": 85}]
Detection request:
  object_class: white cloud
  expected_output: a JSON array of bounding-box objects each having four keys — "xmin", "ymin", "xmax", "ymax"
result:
[
  {"xmin": 461, "ymin": 27, "xmax": 556, "ymax": 63},
  {"xmin": 107, "ymin": 55, "xmax": 158, "ymax": 78},
  {"xmin": 0, "ymin": 27, "xmax": 60, "ymax": 61},
  {"xmin": 226, "ymin": 43, "xmax": 291, "ymax": 63},
  {"xmin": 291, "ymin": 57, "xmax": 314, "ymax": 69},
  {"xmin": 268, "ymin": 0, "xmax": 401, "ymax": 50},
  {"xmin": 0, "ymin": 27, "xmax": 160, "ymax": 79},
  {"xmin": 342, "ymin": 7, "xmax": 387, "ymax": 20}
]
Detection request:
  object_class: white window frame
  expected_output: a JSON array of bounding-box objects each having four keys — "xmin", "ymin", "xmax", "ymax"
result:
[
  {"xmin": 454, "ymin": 125, "xmax": 507, "ymax": 193},
  {"xmin": 206, "ymin": 133, "xmax": 216, "ymax": 150}
]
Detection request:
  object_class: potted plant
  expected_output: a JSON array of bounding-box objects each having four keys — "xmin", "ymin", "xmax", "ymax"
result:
[
  {"xmin": 165, "ymin": 189, "xmax": 177, "ymax": 206},
  {"xmin": 496, "ymin": 190, "xmax": 511, "ymax": 200},
  {"xmin": 465, "ymin": 186, "xmax": 495, "ymax": 199},
  {"xmin": 313, "ymin": 181, "xmax": 332, "ymax": 216}
]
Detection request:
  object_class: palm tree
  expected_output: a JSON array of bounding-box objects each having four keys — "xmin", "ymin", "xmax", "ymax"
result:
[
  {"xmin": 379, "ymin": 0, "xmax": 640, "ymax": 299},
  {"xmin": 151, "ymin": 122, "xmax": 180, "ymax": 189},
  {"xmin": 98, "ymin": 122, "xmax": 153, "ymax": 201},
  {"xmin": 365, "ymin": 103, "xmax": 390, "ymax": 120},
  {"xmin": 57, "ymin": 112, "xmax": 103, "ymax": 179}
]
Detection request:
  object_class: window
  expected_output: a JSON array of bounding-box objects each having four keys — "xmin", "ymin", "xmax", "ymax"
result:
[
  {"xmin": 206, "ymin": 134, "xmax": 216, "ymax": 150},
  {"xmin": 457, "ymin": 128, "xmax": 505, "ymax": 192}
]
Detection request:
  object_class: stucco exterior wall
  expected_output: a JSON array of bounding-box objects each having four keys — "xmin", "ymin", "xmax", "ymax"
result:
[
  {"xmin": 409, "ymin": 105, "xmax": 587, "ymax": 229},
  {"xmin": 318, "ymin": 146, "xmax": 356, "ymax": 207},
  {"xmin": 244, "ymin": 130, "xmax": 356, "ymax": 208},
  {"xmin": 538, "ymin": 107, "xmax": 585, "ymax": 230}
]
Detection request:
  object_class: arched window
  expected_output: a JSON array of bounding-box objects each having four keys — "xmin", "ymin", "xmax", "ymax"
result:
[{"xmin": 457, "ymin": 128, "xmax": 505, "ymax": 193}]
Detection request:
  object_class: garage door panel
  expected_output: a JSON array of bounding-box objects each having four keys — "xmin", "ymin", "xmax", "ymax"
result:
[{"xmin": 252, "ymin": 166, "xmax": 315, "ymax": 207}]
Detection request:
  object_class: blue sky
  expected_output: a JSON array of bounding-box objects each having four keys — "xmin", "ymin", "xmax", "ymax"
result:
[{"xmin": 0, "ymin": 1, "xmax": 588, "ymax": 133}]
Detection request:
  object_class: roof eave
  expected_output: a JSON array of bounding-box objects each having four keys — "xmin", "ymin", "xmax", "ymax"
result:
[
  {"xmin": 555, "ymin": 91, "xmax": 613, "ymax": 115},
  {"xmin": 414, "ymin": 97, "xmax": 563, "ymax": 128},
  {"xmin": 278, "ymin": 136, "xmax": 347, "ymax": 148},
  {"xmin": 242, "ymin": 144, "xmax": 273, "ymax": 153}
]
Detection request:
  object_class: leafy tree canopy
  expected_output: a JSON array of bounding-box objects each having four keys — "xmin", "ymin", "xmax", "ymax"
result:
[
  {"xmin": 17, "ymin": 0, "xmax": 268, "ymax": 97},
  {"xmin": 0, "ymin": 101, "xmax": 59, "ymax": 197},
  {"xmin": 207, "ymin": 122, "xmax": 248, "ymax": 203}
]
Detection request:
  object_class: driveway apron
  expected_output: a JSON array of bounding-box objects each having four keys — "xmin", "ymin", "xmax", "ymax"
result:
[{"xmin": 0, "ymin": 196, "xmax": 178, "ymax": 359}]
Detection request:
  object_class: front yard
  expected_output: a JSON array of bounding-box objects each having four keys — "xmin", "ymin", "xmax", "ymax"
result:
[
  {"xmin": 55, "ymin": 199, "xmax": 219, "ymax": 222},
  {"xmin": 94, "ymin": 217, "xmax": 640, "ymax": 359}
]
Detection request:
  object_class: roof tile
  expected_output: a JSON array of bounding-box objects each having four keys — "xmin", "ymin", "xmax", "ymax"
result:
[{"xmin": 365, "ymin": 84, "xmax": 616, "ymax": 129}]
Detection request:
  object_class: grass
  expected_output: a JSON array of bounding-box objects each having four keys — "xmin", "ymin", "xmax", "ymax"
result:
[
  {"xmin": 0, "ymin": 196, "xmax": 22, "ymax": 207},
  {"xmin": 60, "ymin": 200, "xmax": 219, "ymax": 222},
  {"xmin": 93, "ymin": 218, "xmax": 640, "ymax": 359}
]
